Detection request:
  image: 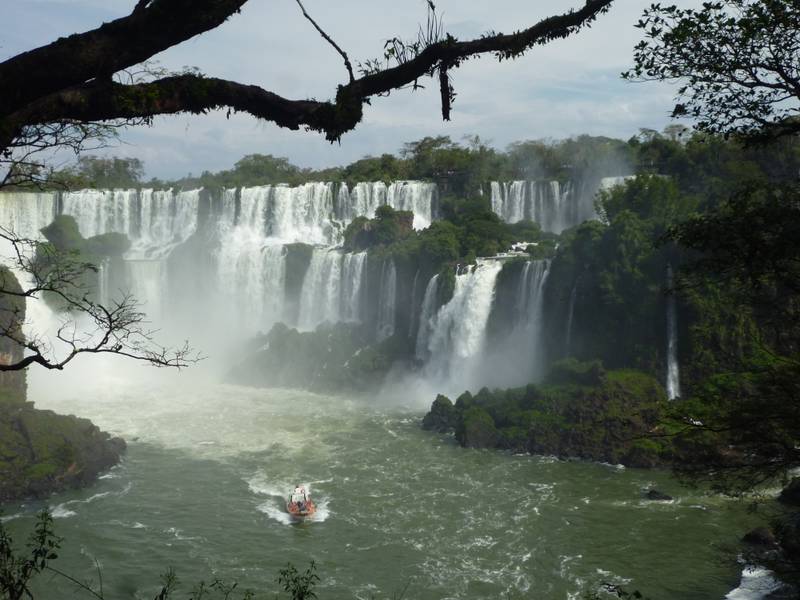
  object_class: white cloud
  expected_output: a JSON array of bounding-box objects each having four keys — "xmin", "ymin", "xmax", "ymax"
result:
[{"xmin": 3, "ymin": 0, "xmax": 704, "ymax": 178}]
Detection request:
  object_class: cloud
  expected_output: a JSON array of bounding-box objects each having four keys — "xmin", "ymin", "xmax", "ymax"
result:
[{"xmin": 4, "ymin": 0, "xmax": 704, "ymax": 178}]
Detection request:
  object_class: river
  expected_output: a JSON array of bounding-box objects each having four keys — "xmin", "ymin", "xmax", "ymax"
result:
[{"xmin": 1, "ymin": 366, "xmax": 756, "ymax": 599}]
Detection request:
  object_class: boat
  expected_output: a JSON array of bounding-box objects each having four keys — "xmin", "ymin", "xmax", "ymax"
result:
[{"xmin": 286, "ymin": 484, "xmax": 316, "ymax": 519}]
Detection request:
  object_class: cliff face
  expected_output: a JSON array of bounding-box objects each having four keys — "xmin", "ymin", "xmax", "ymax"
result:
[
  {"xmin": 0, "ymin": 267, "xmax": 126, "ymax": 504},
  {"xmin": 0, "ymin": 266, "xmax": 26, "ymax": 395}
]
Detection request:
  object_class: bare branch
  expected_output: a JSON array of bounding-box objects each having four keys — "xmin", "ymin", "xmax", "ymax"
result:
[
  {"xmin": 294, "ymin": 0, "xmax": 354, "ymax": 83},
  {"xmin": 0, "ymin": 226, "xmax": 200, "ymax": 372}
]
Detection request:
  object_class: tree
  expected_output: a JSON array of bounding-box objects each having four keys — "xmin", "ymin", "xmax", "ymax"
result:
[
  {"xmin": 625, "ymin": 1, "xmax": 800, "ymax": 140},
  {"xmin": 0, "ymin": 224, "xmax": 195, "ymax": 372},
  {"xmin": 624, "ymin": 1, "xmax": 800, "ymax": 492},
  {"xmin": 0, "ymin": 0, "xmax": 614, "ymax": 191}
]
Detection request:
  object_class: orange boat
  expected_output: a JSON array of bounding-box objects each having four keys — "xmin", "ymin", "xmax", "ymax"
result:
[{"xmin": 286, "ymin": 485, "xmax": 316, "ymax": 519}]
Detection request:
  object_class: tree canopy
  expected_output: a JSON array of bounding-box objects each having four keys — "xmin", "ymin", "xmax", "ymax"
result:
[{"xmin": 625, "ymin": 0, "xmax": 800, "ymax": 140}]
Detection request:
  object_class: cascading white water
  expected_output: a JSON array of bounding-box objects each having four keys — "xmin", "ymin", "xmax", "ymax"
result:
[
  {"xmin": 339, "ymin": 181, "xmax": 436, "ymax": 229},
  {"xmin": 490, "ymin": 178, "xmax": 635, "ymax": 233},
  {"xmin": 298, "ymin": 249, "xmax": 340, "ymax": 330},
  {"xmin": 214, "ymin": 188, "xmax": 287, "ymax": 333},
  {"xmin": 376, "ymin": 260, "xmax": 397, "ymax": 341},
  {"xmin": 132, "ymin": 189, "xmax": 201, "ymax": 258},
  {"xmin": 666, "ymin": 263, "xmax": 681, "ymax": 399},
  {"xmin": 565, "ymin": 281, "xmax": 578, "ymax": 356},
  {"xmin": 264, "ymin": 183, "xmax": 337, "ymax": 245},
  {"xmin": 408, "ymin": 270, "xmax": 420, "ymax": 339},
  {"xmin": 414, "ymin": 274, "xmax": 439, "ymax": 360},
  {"xmin": 475, "ymin": 259, "xmax": 551, "ymax": 390},
  {"xmin": 340, "ymin": 252, "xmax": 367, "ymax": 323},
  {"xmin": 126, "ymin": 260, "xmax": 167, "ymax": 321},
  {"xmin": 0, "ymin": 192, "xmax": 57, "ymax": 239},
  {"xmin": 425, "ymin": 261, "xmax": 502, "ymax": 389},
  {"xmin": 297, "ymin": 249, "xmax": 366, "ymax": 330},
  {"xmin": 490, "ymin": 181, "xmax": 579, "ymax": 233}
]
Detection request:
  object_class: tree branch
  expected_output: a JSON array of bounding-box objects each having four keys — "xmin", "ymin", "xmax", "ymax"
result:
[
  {"xmin": 1, "ymin": 0, "xmax": 614, "ymax": 144},
  {"xmin": 0, "ymin": 0, "xmax": 249, "ymax": 117},
  {"xmin": 294, "ymin": 0, "xmax": 354, "ymax": 83}
]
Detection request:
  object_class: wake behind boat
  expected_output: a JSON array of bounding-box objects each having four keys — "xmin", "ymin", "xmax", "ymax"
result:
[{"xmin": 286, "ymin": 485, "xmax": 316, "ymax": 519}]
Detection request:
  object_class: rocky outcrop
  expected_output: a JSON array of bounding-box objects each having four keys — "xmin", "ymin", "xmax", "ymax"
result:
[
  {"xmin": 0, "ymin": 398, "xmax": 126, "ymax": 503},
  {"xmin": 645, "ymin": 489, "xmax": 673, "ymax": 501},
  {"xmin": 421, "ymin": 394, "xmax": 456, "ymax": 432},
  {"xmin": 0, "ymin": 268, "xmax": 126, "ymax": 503},
  {"xmin": 779, "ymin": 479, "xmax": 800, "ymax": 507},
  {"xmin": 422, "ymin": 360, "xmax": 673, "ymax": 467}
]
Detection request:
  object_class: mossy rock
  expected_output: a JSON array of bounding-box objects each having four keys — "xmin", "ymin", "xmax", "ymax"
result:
[{"xmin": 422, "ymin": 394, "xmax": 456, "ymax": 432}]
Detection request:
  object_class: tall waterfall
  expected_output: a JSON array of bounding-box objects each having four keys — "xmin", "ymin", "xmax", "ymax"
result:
[
  {"xmin": 666, "ymin": 263, "xmax": 681, "ymax": 399},
  {"xmin": 376, "ymin": 260, "xmax": 397, "ymax": 341},
  {"xmin": 408, "ymin": 270, "xmax": 421, "ymax": 338},
  {"xmin": 483, "ymin": 260, "xmax": 551, "ymax": 388},
  {"xmin": 425, "ymin": 261, "xmax": 502, "ymax": 389},
  {"xmin": 565, "ymin": 281, "xmax": 578, "ymax": 356},
  {"xmin": 340, "ymin": 252, "xmax": 367, "ymax": 323},
  {"xmin": 414, "ymin": 274, "xmax": 440, "ymax": 360}
]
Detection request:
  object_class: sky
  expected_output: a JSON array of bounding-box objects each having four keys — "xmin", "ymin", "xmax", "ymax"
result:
[{"xmin": 3, "ymin": 0, "xmax": 702, "ymax": 179}]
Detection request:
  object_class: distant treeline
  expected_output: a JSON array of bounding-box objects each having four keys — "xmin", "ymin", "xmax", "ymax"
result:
[{"xmin": 30, "ymin": 126, "xmax": 782, "ymax": 195}]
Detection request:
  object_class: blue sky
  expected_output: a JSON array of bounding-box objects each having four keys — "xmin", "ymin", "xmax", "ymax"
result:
[{"xmin": 3, "ymin": 0, "xmax": 700, "ymax": 179}]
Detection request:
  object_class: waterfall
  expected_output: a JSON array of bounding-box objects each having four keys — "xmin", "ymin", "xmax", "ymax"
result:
[
  {"xmin": 126, "ymin": 260, "xmax": 167, "ymax": 321},
  {"xmin": 340, "ymin": 252, "xmax": 367, "ymax": 323},
  {"xmin": 263, "ymin": 183, "xmax": 337, "ymax": 245},
  {"xmin": 338, "ymin": 181, "xmax": 436, "ymax": 229},
  {"xmin": 408, "ymin": 270, "xmax": 421, "ymax": 338},
  {"xmin": 490, "ymin": 178, "xmax": 636, "ymax": 233},
  {"xmin": 215, "ymin": 192, "xmax": 287, "ymax": 333},
  {"xmin": 425, "ymin": 261, "xmax": 502, "ymax": 387},
  {"xmin": 376, "ymin": 260, "xmax": 397, "ymax": 341},
  {"xmin": 97, "ymin": 259, "xmax": 110, "ymax": 307},
  {"xmin": 565, "ymin": 281, "xmax": 578, "ymax": 356},
  {"xmin": 479, "ymin": 259, "xmax": 551, "ymax": 389},
  {"xmin": 414, "ymin": 274, "xmax": 439, "ymax": 360},
  {"xmin": 666, "ymin": 263, "xmax": 681, "ymax": 399},
  {"xmin": 298, "ymin": 249, "xmax": 343, "ymax": 330},
  {"xmin": 0, "ymin": 192, "xmax": 57, "ymax": 239}
]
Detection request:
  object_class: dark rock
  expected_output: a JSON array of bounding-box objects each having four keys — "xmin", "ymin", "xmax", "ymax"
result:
[
  {"xmin": 645, "ymin": 489, "xmax": 673, "ymax": 501},
  {"xmin": 779, "ymin": 478, "xmax": 800, "ymax": 506},
  {"xmin": 422, "ymin": 394, "xmax": 456, "ymax": 432},
  {"xmin": 742, "ymin": 526, "xmax": 779, "ymax": 548}
]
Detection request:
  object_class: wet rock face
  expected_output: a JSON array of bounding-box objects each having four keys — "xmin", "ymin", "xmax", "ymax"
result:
[
  {"xmin": 645, "ymin": 489, "xmax": 673, "ymax": 501},
  {"xmin": 742, "ymin": 526, "xmax": 779, "ymax": 548},
  {"xmin": 779, "ymin": 478, "xmax": 800, "ymax": 507}
]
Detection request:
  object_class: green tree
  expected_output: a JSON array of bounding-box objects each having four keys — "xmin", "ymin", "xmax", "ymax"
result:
[{"xmin": 625, "ymin": 0, "xmax": 800, "ymax": 140}]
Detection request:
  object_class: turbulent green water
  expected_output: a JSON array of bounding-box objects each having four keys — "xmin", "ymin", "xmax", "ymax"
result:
[{"xmin": 2, "ymin": 373, "xmax": 756, "ymax": 599}]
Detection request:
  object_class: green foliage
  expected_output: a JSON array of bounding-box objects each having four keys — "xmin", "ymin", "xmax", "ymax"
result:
[
  {"xmin": 0, "ymin": 511, "xmax": 61, "ymax": 600},
  {"xmin": 277, "ymin": 561, "xmax": 319, "ymax": 600},
  {"xmin": 625, "ymin": 0, "xmax": 800, "ymax": 139},
  {"xmin": 51, "ymin": 156, "xmax": 144, "ymax": 189},
  {"xmin": 424, "ymin": 363, "xmax": 671, "ymax": 466},
  {"xmin": 343, "ymin": 206, "xmax": 414, "ymax": 251}
]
